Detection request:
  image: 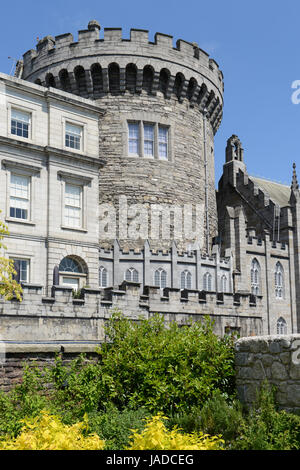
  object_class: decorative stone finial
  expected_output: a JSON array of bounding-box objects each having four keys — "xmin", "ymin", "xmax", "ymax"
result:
[
  {"xmin": 291, "ymin": 162, "xmax": 299, "ymax": 191},
  {"xmin": 88, "ymin": 20, "xmax": 101, "ymax": 31}
]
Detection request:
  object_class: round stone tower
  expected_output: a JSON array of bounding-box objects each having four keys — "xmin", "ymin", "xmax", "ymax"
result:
[{"xmin": 20, "ymin": 21, "xmax": 224, "ymax": 252}]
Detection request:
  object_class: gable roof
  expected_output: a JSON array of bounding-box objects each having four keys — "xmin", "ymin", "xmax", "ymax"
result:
[{"xmin": 250, "ymin": 176, "xmax": 291, "ymax": 208}]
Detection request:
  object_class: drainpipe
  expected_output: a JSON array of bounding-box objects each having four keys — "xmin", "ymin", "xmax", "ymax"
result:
[{"xmin": 203, "ymin": 109, "xmax": 210, "ymax": 254}]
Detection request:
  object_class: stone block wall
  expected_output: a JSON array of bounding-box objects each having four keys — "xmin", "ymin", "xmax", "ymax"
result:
[{"xmin": 235, "ymin": 334, "xmax": 300, "ymax": 413}]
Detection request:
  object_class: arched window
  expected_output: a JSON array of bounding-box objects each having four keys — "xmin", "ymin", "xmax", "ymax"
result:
[
  {"xmin": 59, "ymin": 257, "xmax": 83, "ymax": 273},
  {"xmin": 108, "ymin": 63, "xmax": 120, "ymax": 94},
  {"xmin": 142, "ymin": 65, "xmax": 154, "ymax": 94},
  {"xmin": 59, "ymin": 256, "xmax": 87, "ymax": 291},
  {"xmin": 173, "ymin": 73, "xmax": 184, "ymax": 100},
  {"xmin": 59, "ymin": 69, "xmax": 72, "ymax": 93},
  {"xmin": 251, "ymin": 259, "xmax": 260, "ymax": 295},
  {"xmin": 159, "ymin": 69, "xmax": 170, "ymax": 96},
  {"xmin": 45, "ymin": 73, "xmax": 56, "ymax": 88},
  {"xmin": 125, "ymin": 64, "xmax": 137, "ymax": 93},
  {"xmin": 187, "ymin": 77, "xmax": 197, "ymax": 101},
  {"xmin": 220, "ymin": 274, "xmax": 227, "ymax": 293},
  {"xmin": 99, "ymin": 266, "xmax": 108, "ymax": 288},
  {"xmin": 91, "ymin": 63, "xmax": 103, "ymax": 97},
  {"xmin": 154, "ymin": 268, "xmax": 167, "ymax": 289},
  {"xmin": 275, "ymin": 262, "xmax": 284, "ymax": 299},
  {"xmin": 277, "ymin": 317, "xmax": 287, "ymax": 335},
  {"xmin": 203, "ymin": 272, "xmax": 212, "ymax": 291},
  {"xmin": 181, "ymin": 270, "xmax": 192, "ymax": 290},
  {"xmin": 74, "ymin": 66, "xmax": 87, "ymax": 97},
  {"xmin": 125, "ymin": 267, "xmax": 139, "ymax": 283}
]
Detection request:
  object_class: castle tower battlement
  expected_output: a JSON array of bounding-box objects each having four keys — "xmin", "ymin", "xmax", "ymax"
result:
[{"xmin": 21, "ymin": 20, "xmax": 223, "ymax": 132}]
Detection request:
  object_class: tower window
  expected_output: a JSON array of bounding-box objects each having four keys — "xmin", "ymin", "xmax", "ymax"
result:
[
  {"xmin": 220, "ymin": 274, "xmax": 227, "ymax": 293},
  {"xmin": 127, "ymin": 120, "xmax": 170, "ymax": 160},
  {"xmin": 128, "ymin": 122, "xmax": 140, "ymax": 155},
  {"xmin": 158, "ymin": 126, "xmax": 168, "ymax": 160},
  {"xmin": 144, "ymin": 124, "xmax": 155, "ymax": 157},
  {"xmin": 65, "ymin": 122, "xmax": 82, "ymax": 150},
  {"xmin": 11, "ymin": 109, "xmax": 30, "ymax": 139}
]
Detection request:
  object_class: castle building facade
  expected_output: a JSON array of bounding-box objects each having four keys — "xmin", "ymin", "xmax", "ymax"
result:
[{"xmin": 0, "ymin": 21, "xmax": 299, "ymax": 343}]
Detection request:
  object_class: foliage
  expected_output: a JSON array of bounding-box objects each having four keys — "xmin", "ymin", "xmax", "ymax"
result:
[
  {"xmin": 126, "ymin": 414, "xmax": 225, "ymax": 450},
  {"xmin": 88, "ymin": 405, "xmax": 150, "ymax": 450},
  {"xmin": 0, "ymin": 366, "xmax": 48, "ymax": 437},
  {"xmin": 0, "ymin": 411, "xmax": 105, "ymax": 450},
  {"xmin": 168, "ymin": 390, "xmax": 244, "ymax": 447},
  {"xmin": 233, "ymin": 383, "xmax": 300, "ymax": 450},
  {"xmin": 0, "ymin": 212, "xmax": 22, "ymax": 300},
  {"xmin": 95, "ymin": 312, "xmax": 236, "ymax": 413}
]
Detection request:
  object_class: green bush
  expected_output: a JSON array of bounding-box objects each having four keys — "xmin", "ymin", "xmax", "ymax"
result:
[
  {"xmin": 87, "ymin": 405, "xmax": 149, "ymax": 450},
  {"xmin": 168, "ymin": 390, "xmax": 244, "ymax": 447},
  {"xmin": 96, "ymin": 312, "xmax": 236, "ymax": 413},
  {"xmin": 233, "ymin": 383, "xmax": 300, "ymax": 450}
]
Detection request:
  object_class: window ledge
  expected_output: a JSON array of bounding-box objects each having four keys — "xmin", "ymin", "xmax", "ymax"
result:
[
  {"xmin": 61, "ymin": 225, "xmax": 88, "ymax": 233},
  {"xmin": 6, "ymin": 217, "xmax": 36, "ymax": 226}
]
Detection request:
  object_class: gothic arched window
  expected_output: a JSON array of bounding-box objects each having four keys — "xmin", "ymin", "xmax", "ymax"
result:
[
  {"xmin": 203, "ymin": 272, "xmax": 212, "ymax": 292},
  {"xmin": 154, "ymin": 268, "xmax": 167, "ymax": 289},
  {"xmin": 181, "ymin": 270, "xmax": 192, "ymax": 290},
  {"xmin": 275, "ymin": 262, "xmax": 284, "ymax": 299},
  {"xmin": 125, "ymin": 267, "xmax": 139, "ymax": 283},
  {"xmin": 251, "ymin": 258, "xmax": 260, "ymax": 295},
  {"xmin": 99, "ymin": 266, "xmax": 108, "ymax": 288},
  {"xmin": 277, "ymin": 317, "xmax": 287, "ymax": 335},
  {"xmin": 220, "ymin": 274, "xmax": 227, "ymax": 293}
]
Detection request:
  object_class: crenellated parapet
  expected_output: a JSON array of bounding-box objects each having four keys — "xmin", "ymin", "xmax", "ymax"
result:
[
  {"xmin": 20, "ymin": 21, "xmax": 223, "ymax": 132},
  {"xmin": 0, "ymin": 281, "xmax": 263, "ymax": 342}
]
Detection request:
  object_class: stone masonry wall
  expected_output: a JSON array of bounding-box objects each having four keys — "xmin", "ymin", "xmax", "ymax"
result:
[{"xmin": 235, "ymin": 335, "xmax": 300, "ymax": 413}]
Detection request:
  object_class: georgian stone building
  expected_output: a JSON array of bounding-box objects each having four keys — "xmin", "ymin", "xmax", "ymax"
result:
[{"xmin": 0, "ymin": 20, "xmax": 299, "ymax": 343}]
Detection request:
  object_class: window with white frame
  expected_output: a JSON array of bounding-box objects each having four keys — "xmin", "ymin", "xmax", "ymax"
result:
[
  {"xmin": 128, "ymin": 122, "xmax": 140, "ymax": 155},
  {"xmin": 12, "ymin": 258, "xmax": 29, "ymax": 283},
  {"xmin": 277, "ymin": 317, "xmax": 287, "ymax": 335},
  {"xmin": 64, "ymin": 183, "xmax": 82, "ymax": 228},
  {"xmin": 251, "ymin": 258, "xmax": 260, "ymax": 295},
  {"xmin": 181, "ymin": 270, "xmax": 192, "ymax": 290},
  {"xmin": 144, "ymin": 123, "xmax": 155, "ymax": 157},
  {"xmin": 154, "ymin": 268, "xmax": 167, "ymax": 289},
  {"xmin": 128, "ymin": 121, "xmax": 169, "ymax": 159},
  {"xmin": 125, "ymin": 267, "xmax": 139, "ymax": 283},
  {"xmin": 11, "ymin": 109, "xmax": 31, "ymax": 139},
  {"xmin": 9, "ymin": 173, "xmax": 30, "ymax": 220},
  {"xmin": 158, "ymin": 126, "xmax": 168, "ymax": 160},
  {"xmin": 203, "ymin": 272, "xmax": 212, "ymax": 291},
  {"xmin": 99, "ymin": 266, "xmax": 108, "ymax": 288},
  {"xmin": 65, "ymin": 122, "xmax": 83, "ymax": 150},
  {"xmin": 275, "ymin": 262, "xmax": 284, "ymax": 299}
]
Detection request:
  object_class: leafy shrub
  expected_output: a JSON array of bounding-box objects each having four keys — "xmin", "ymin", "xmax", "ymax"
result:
[
  {"xmin": 95, "ymin": 312, "xmax": 236, "ymax": 413},
  {"xmin": 88, "ymin": 405, "xmax": 150, "ymax": 450},
  {"xmin": 127, "ymin": 414, "xmax": 225, "ymax": 450},
  {"xmin": 0, "ymin": 411, "xmax": 105, "ymax": 450},
  {"xmin": 233, "ymin": 383, "xmax": 300, "ymax": 450},
  {"xmin": 168, "ymin": 390, "xmax": 244, "ymax": 447}
]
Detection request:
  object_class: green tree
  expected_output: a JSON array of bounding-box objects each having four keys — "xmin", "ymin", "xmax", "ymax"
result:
[{"xmin": 0, "ymin": 212, "xmax": 22, "ymax": 300}]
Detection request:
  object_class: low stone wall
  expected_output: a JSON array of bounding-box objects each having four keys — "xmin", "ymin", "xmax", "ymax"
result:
[
  {"xmin": 0, "ymin": 343, "xmax": 100, "ymax": 392},
  {"xmin": 235, "ymin": 334, "xmax": 300, "ymax": 413}
]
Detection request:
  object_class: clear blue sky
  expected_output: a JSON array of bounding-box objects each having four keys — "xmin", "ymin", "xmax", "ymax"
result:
[{"xmin": 0, "ymin": 0, "xmax": 299, "ymax": 186}]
